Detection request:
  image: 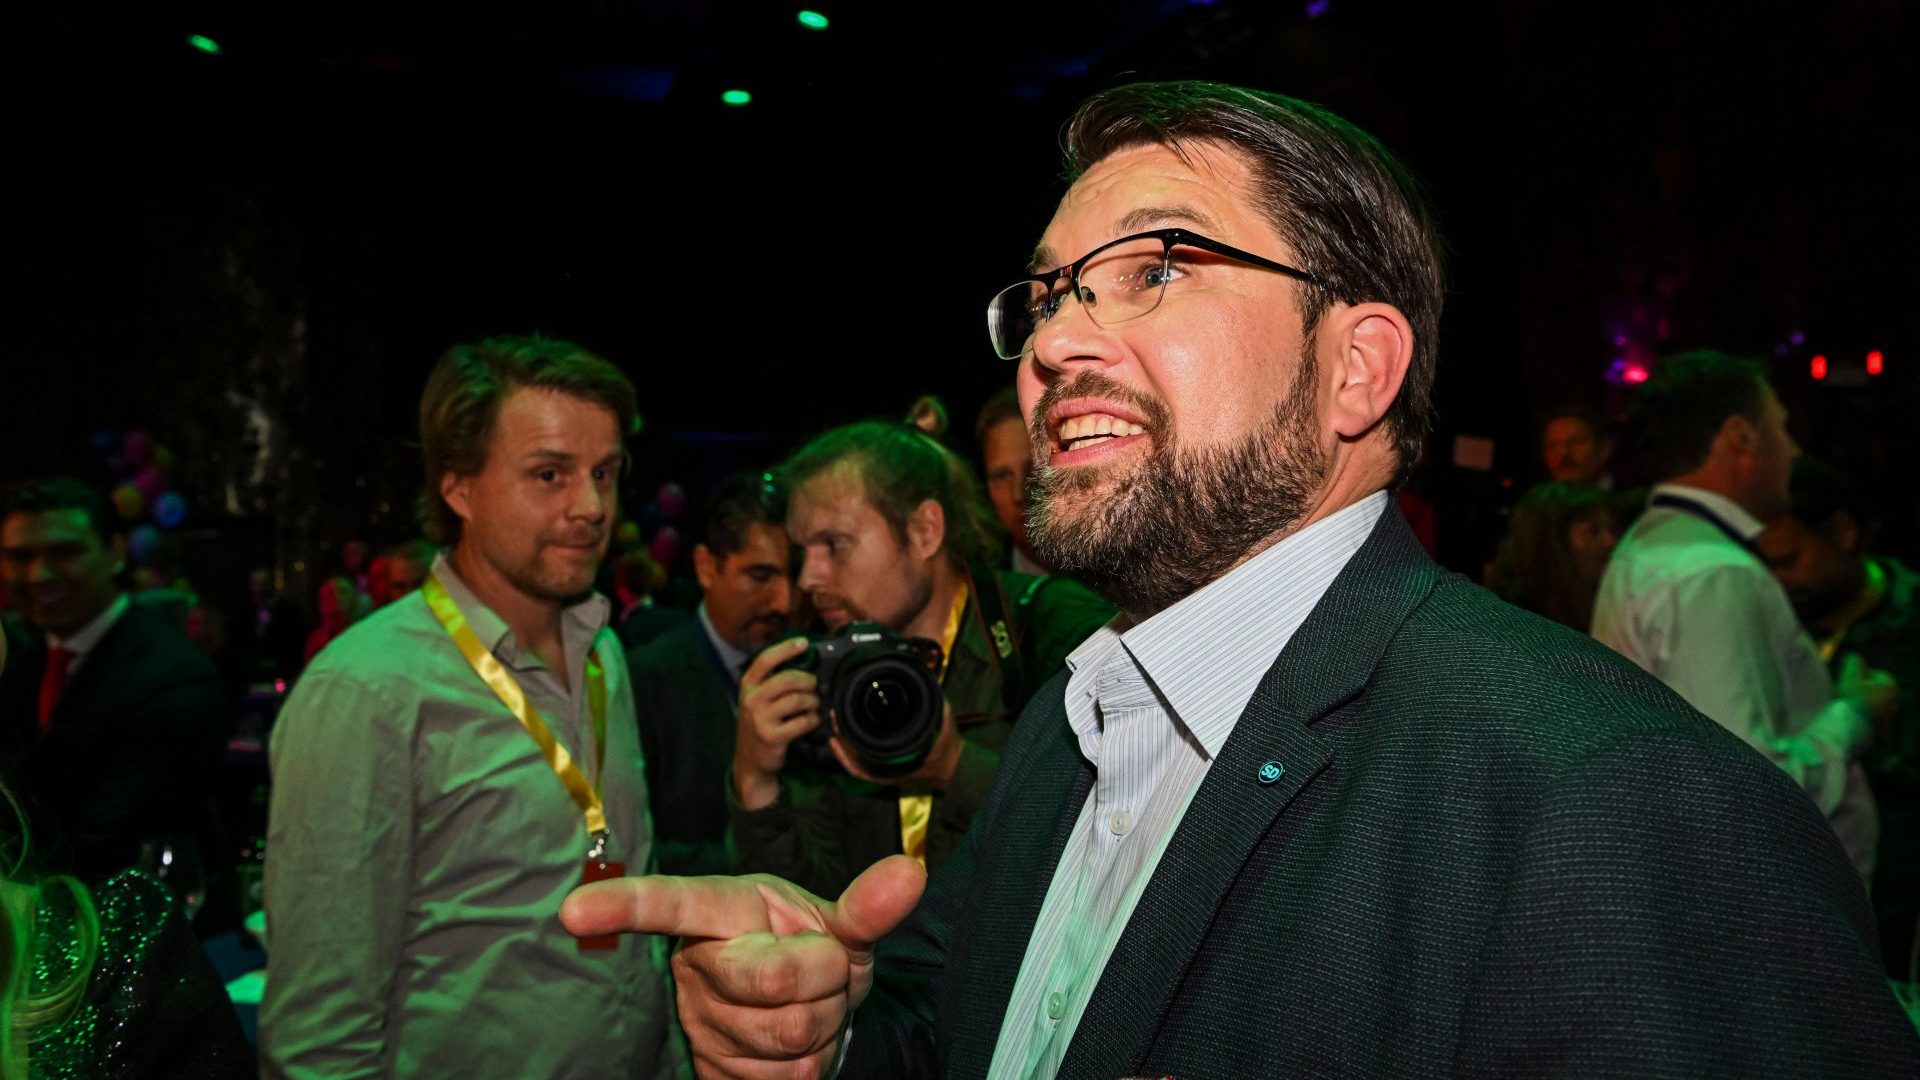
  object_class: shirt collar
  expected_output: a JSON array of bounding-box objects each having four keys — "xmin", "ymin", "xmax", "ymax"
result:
[
  {"xmin": 1063, "ymin": 490, "xmax": 1388, "ymax": 760},
  {"xmin": 430, "ymin": 552, "xmax": 611, "ymax": 668},
  {"xmin": 1649, "ymin": 482, "xmax": 1765, "ymax": 541},
  {"xmin": 696, "ymin": 602, "xmax": 750, "ymax": 678},
  {"xmin": 49, "ymin": 592, "xmax": 130, "ymax": 655}
]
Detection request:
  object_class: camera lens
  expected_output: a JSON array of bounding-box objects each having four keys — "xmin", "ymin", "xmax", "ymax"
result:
[
  {"xmin": 832, "ymin": 652, "xmax": 941, "ymax": 776},
  {"xmin": 856, "ymin": 672, "xmax": 923, "ymax": 737}
]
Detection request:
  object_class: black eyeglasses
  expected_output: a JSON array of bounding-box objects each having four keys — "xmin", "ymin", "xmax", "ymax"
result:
[{"xmin": 985, "ymin": 227, "xmax": 1325, "ymax": 361}]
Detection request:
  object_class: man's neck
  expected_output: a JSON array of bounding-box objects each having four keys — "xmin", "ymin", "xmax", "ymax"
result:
[
  {"xmin": 448, "ymin": 542, "xmax": 567, "ymax": 677},
  {"xmin": 48, "ymin": 591, "xmax": 126, "ymax": 649},
  {"xmin": 901, "ymin": 559, "xmax": 966, "ymax": 645},
  {"xmin": 1661, "ymin": 467, "xmax": 1755, "ymax": 518}
]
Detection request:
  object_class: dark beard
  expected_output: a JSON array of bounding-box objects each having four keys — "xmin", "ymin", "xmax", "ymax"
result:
[{"xmin": 1026, "ymin": 361, "xmax": 1330, "ymax": 617}]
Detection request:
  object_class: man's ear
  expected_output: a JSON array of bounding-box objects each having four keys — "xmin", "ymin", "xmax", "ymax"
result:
[
  {"xmin": 692, "ymin": 543, "xmax": 718, "ymax": 590},
  {"xmin": 1322, "ymin": 302, "xmax": 1414, "ymax": 440},
  {"xmin": 1717, "ymin": 413, "xmax": 1759, "ymax": 460},
  {"xmin": 905, "ymin": 499, "xmax": 947, "ymax": 564},
  {"xmin": 440, "ymin": 472, "xmax": 475, "ymax": 530}
]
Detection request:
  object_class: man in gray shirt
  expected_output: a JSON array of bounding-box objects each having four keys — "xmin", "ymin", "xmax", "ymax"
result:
[{"xmin": 261, "ymin": 335, "xmax": 685, "ymax": 1078}]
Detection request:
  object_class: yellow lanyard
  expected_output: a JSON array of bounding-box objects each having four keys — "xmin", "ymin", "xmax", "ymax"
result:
[
  {"xmin": 423, "ymin": 574, "xmax": 611, "ymax": 856},
  {"xmin": 899, "ymin": 582, "xmax": 970, "ymax": 865}
]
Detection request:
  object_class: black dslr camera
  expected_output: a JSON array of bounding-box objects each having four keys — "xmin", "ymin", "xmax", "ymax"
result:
[{"xmin": 777, "ymin": 622, "xmax": 944, "ymax": 779}]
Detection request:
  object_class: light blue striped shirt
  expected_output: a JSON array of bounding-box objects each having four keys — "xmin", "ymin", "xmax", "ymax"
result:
[{"xmin": 986, "ymin": 491, "xmax": 1388, "ymax": 1079}]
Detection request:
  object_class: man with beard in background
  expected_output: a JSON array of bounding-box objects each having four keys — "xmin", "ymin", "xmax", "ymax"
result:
[
  {"xmin": 261, "ymin": 335, "xmax": 684, "ymax": 1078},
  {"xmin": 628, "ymin": 470, "xmax": 797, "ymax": 876},
  {"xmin": 562, "ymin": 83, "xmax": 1918, "ymax": 1077}
]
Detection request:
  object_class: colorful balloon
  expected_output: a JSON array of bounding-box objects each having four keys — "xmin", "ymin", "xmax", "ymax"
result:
[
  {"xmin": 154, "ymin": 492, "xmax": 188, "ymax": 529},
  {"xmin": 656, "ymin": 483, "xmax": 687, "ymax": 521},
  {"xmin": 110, "ymin": 483, "xmax": 146, "ymax": 521},
  {"xmin": 123, "ymin": 431, "xmax": 155, "ymax": 469},
  {"xmin": 128, "ymin": 525, "xmax": 162, "ymax": 565},
  {"xmin": 648, "ymin": 526, "xmax": 681, "ymax": 567},
  {"xmin": 132, "ymin": 467, "xmax": 168, "ymax": 503}
]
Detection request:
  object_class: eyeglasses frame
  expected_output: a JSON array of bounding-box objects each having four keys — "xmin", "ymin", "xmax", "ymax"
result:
[{"xmin": 988, "ymin": 226, "xmax": 1329, "ymax": 360}]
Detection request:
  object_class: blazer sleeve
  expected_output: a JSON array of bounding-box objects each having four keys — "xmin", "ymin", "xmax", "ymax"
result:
[{"xmin": 1452, "ymin": 727, "xmax": 1920, "ymax": 1077}]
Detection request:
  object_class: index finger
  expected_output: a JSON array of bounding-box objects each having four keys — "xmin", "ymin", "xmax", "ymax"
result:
[
  {"xmin": 562, "ymin": 875, "xmax": 778, "ymax": 941},
  {"xmin": 743, "ymin": 636, "xmax": 813, "ymax": 687}
]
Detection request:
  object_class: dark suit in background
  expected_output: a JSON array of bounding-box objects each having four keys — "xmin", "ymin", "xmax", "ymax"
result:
[
  {"xmin": 1, "ymin": 603, "xmax": 233, "ymax": 883},
  {"xmin": 629, "ymin": 618, "xmax": 738, "ymax": 876},
  {"xmin": 848, "ymin": 510, "xmax": 1919, "ymax": 1078}
]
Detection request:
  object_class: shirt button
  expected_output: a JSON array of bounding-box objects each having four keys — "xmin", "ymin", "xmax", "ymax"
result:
[
  {"xmin": 1108, "ymin": 809, "xmax": 1134, "ymax": 836},
  {"xmin": 1046, "ymin": 991, "xmax": 1066, "ymax": 1020}
]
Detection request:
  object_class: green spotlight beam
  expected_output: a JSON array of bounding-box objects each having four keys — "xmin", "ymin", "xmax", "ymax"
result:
[
  {"xmin": 187, "ymin": 34, "xmax": 222, "ymax": 55},
  {"xmin": 797, "ymin": 10, "xmax": 830, "ymax": 30},
  {"xmin": 722, "ymin": 89, "xmax": 752, "ymax": 106}
]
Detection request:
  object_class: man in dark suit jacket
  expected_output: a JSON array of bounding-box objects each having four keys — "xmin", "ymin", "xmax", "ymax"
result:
[
  {"xmin": 0, "ymin": 479, "xmax": 232, "ymax": 884},
  {"xmin": 561, "ymin": 82, "xmax": 1920, "ymax": 1076},
  {"xmin": 630, "ymin": 471, "xmax": 796, "ymax": 876}
]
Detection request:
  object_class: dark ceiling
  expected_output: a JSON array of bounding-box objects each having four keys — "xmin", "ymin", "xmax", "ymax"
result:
[{"xmin": 9, "ymin": 0, "xmax": 1917, "ymax": 566}]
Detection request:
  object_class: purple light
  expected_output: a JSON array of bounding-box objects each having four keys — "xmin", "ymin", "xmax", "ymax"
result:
[
  {"xmin": 1789, "ymin": 331, "xmax": 1805, "ymax": 346},
  {"xmin": 1612, "ymin": 333, "xmax": 1629, "ymax": 347},
  {"xmin": 1305, "ymin": 0, "xmax": 1330, "ymax": 17}
]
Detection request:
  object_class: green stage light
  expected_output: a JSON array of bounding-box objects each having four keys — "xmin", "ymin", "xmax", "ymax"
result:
[
  {"xmin": 187, "ymin": 34, "xmax": 222, "ymax": 56},
  {"xmin": 722, "ymin": 89, "xmax": 752, "ymax": 106},
  {"xmin": 798, "ymin": 10, "xmax": 830, "ymax": 30}
]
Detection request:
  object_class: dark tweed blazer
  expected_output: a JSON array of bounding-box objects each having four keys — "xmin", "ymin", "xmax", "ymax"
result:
[{"xmin": 847, "ymin": 507, "xmax": 1920, "ymax": 1078}]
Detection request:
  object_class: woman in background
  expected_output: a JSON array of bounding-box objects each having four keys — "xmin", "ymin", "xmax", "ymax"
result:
[{"xmin": 1488, "ymin": 482, "xmax": 1620, "ymax": 632}]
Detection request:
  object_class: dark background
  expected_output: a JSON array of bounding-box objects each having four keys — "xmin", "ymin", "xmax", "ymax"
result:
[{"xmin": 7, "ymin": 0, "xmax": 1916, "ymax": 609}]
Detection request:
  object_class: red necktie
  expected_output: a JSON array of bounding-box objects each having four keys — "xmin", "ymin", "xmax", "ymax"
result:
[{"xmin": 38, "ymin": 646, "xmax": 73, "ymax": 734}]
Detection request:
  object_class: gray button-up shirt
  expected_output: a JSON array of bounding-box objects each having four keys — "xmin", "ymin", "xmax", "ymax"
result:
[{"xmin": 262, "ymin": 554, "xmax": 685, "ymax": 1078}]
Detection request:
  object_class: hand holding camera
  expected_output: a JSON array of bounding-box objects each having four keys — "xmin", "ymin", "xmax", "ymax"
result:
[
  {"xmin": 733, "ymin": 623, "xmax": 953, "ymax": 808},
  {"xmin": 732, "ymin": 637, "xmax": 824, "ymax": 811}
]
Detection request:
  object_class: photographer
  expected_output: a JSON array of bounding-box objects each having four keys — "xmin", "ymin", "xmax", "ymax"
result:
[{"xmin": 727, "ymin": 420, "xmax": 1111, "ymax": 897}]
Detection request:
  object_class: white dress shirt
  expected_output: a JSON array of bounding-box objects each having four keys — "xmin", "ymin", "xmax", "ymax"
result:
[
  {"xmin": 1591, "ymin": 483, "xmax": 1877, "ymax": 874},
  {"xmin": 987, "ymin": 491, "xmax": 1387, "ymax": 1079}
]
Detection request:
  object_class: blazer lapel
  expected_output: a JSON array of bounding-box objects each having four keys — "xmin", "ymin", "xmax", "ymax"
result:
[
  {"xmin": 946, "ymin": 687, "xmax": 1095, "ymax": 1078},
  {"xmin": 1060, "ymin": 507, "xmax": 1439, "ymax": 1080}
]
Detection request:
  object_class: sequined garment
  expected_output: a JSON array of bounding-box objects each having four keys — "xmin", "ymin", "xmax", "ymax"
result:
[{"xmin": 27, "ymin": 870, "xmax": 251, "ymax": 1079}]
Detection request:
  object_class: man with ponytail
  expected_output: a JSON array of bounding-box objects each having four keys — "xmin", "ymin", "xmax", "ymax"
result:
[{"xmin": 727, "ymin": 417, "xmax": 1111, "ymax": 898}]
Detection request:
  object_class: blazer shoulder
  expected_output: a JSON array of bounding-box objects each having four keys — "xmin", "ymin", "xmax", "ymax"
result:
[
  {"xmin": 95, "ymin": 603, "xmax": 220, "ymax": 687},
  {"xmin": 1377, "ymin": 570, "xmax": 1738, "ymax": 761},
  {"xmin": 627, "ymin": 618, "xmax": 706, "ymax": 674}
]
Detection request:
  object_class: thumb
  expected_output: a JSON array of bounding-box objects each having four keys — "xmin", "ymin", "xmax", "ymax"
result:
[{"xmin": 825, "ymin": 855, "xmax": 926, "ymax": 954}]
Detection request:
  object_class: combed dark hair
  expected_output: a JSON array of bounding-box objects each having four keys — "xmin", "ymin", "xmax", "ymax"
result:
[
  {"xmin": 1786, "ymin": 455, "xmax": 1861, "ymax": 530},
  {"xmin": 1626, "ymin": 350, "xmax": 1767, "ymax": 482},
  {"xmin": 973, "ymin": 385, "xmax": 1023, "ymax": 449},
  {"xmin": 776, "ymin": 421, "xmax": 1000, "ymax": 569},
  {"xmin": 1063, "ymin": 81, "xmax": 1446, "ymax": 482},
  {"xmin": 417, "ymin": 334, "xmax": 638, "ymax": 545},
  {"xmin": 3, "ymin": 478, "xmax": 119, "ymax": 542},
  {"xmin": 701, "ymin": 471, "xmax": 785, "ymax": 560},
  {"xmin": 1487, "ymin": 482, "xmax": 1614, "ymax": 631}
]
